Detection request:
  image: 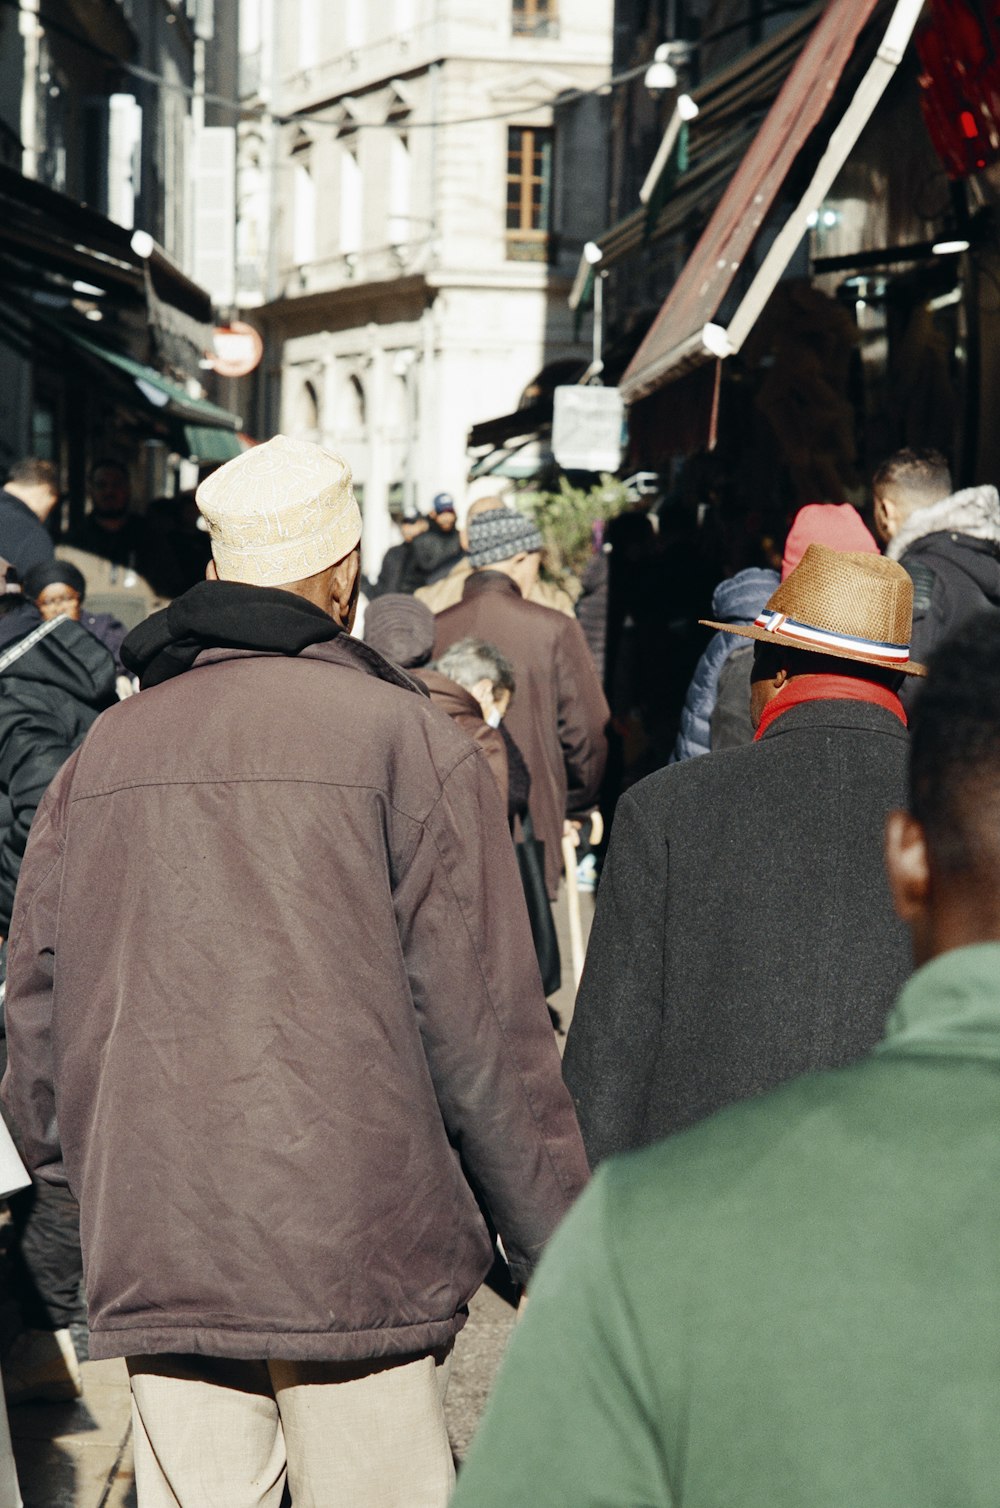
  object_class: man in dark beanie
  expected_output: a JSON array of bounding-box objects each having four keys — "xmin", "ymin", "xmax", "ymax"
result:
[{"xmin": 434, "ymin": 505, "xmax": 608, "ymax": 901}]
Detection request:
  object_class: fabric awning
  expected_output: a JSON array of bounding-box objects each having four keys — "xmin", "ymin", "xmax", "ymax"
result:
[
  {"xmin": 183, "ymin": 426, "xmax": 246, "ymax": 463},
  {"xmin": 620, "ymin": 0, "xmax": 924, "ymax": 403},
  {"xmin": 568, "ymin": 3, "xmax": 826, "ymax": 311},
  {"xmin": 63, "ymin": 326, "xmax": 242, "ymax": 434},
  {"xmin": 467, "ymin": 402, "xmax": 550, "ymax": 451},
  {"xmin": 0, "ymin": 164, "xmax": 214, "ymax": 367}
]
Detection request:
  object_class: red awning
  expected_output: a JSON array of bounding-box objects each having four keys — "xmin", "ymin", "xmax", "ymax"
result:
[{"xmin": 620, "ymin": 0, "xmax": 923, "ymax": 404}]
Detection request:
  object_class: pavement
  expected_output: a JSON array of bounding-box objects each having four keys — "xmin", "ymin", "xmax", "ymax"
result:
[{"xmin": 8, "ymin": 883, "xmax": 593, "ymax": 1506}]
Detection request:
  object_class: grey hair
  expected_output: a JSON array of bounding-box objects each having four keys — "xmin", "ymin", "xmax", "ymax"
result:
[{"xmin": 433, "ymin": 637, "xmax": 516, "ymax": 698}]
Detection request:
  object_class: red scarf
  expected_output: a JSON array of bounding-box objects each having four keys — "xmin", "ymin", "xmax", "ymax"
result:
[{"xmin": 754, "ymin": 673, "xmax": 908, "ymax": 741}]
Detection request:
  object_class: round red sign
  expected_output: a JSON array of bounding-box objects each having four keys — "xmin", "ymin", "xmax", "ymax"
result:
[{"xmin": 206, "ymin": 322, "xmax": 264, "ymax": 379}]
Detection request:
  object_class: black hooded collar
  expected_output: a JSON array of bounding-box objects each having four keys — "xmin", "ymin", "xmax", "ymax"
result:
[
  {"xmin": 122, "ymin": 581, "xmax": 429, "ymax": 698},
  {"xmin": 123, "ymin": 581, "xmax": 346, "ymax": 690}
]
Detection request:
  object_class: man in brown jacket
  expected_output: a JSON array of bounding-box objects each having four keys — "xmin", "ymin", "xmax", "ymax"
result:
[
  {"xmin": 1, "ymin": 436, "xmax": 589, "ymax": 1508},
  {"xmin": 434, "ymin": 505, "xmax": 609, "ymax": 898}
]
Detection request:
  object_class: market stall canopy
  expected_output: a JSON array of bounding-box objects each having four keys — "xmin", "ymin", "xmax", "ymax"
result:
[
  {"xmin": 0, "ymin": 163, "xmax": 214, "ymax": 374},
  {"xmin": 60, "ymin": 324, "xmax": 243, "ymax": 459},
  {"xmin": 619, "ymin": 0, "xmax": 923, "ymax": 404}
]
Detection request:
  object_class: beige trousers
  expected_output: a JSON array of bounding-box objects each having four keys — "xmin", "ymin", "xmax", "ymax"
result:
[{"xmin": 127, "ymin": 1350, "xmax": 455, "ymax": 1508}]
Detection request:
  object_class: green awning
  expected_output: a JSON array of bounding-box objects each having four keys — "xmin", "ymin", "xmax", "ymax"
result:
[
  {"xmin": 65, "ymin": 327, "xmax": 241, "ymax": 431},
  {"xmin": 183, "ymin": 425, "xmax": 245, "ymax": 462}
]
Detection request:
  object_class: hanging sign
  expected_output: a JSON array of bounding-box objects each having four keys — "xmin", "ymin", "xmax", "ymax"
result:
[
  {"xmin": 205, "ymin": 322, "xmax": 264, "ymax": 379},
  {"xmin": 552, "ymin": 385, "xmax": 625, "ymax": 473}
]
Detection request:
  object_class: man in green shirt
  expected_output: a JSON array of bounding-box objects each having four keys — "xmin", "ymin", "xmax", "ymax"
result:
[{"xmin": 452, "ymin": 612, "xmax": 1000, "ymax": 1508}]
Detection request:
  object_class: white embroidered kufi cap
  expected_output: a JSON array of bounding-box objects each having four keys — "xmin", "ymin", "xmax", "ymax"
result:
[{"xmin": 195, "ymin": 434, "xmax": 362, "ymax": 587}]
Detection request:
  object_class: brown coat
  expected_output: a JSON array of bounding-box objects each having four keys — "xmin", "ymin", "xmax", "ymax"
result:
[
  {"xmin": 417, "ymin": 668, "xmax": 508, "ymax": 806},
  {"xmin": 1, "ymin": 632, "xmax": 588, "ymax": 1363},
  {"xmin": 434, "ymin": 573, "xmax": 609, "ymax": 897},
  {"xmin": 416, "ymin": 557, "xmax": 577, "ymax": 617}
]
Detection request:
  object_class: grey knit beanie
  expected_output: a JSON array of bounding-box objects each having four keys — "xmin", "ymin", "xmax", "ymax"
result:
[{"xmin": 467, "ymin": 506, "xmax": 544, "ymax": 569}]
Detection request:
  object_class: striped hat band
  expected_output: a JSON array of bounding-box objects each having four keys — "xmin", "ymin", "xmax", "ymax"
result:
[{"xmin": 753, "ymin": 611, "xmax": 911, "ymax": 664}]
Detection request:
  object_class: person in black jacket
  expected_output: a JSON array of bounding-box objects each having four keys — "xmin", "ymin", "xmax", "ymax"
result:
[
  {"xmin": 563, "ymin": 545, "xmax": 922, "ymax": 1166},
  {"xmin": 873, "ymin": 449, "xmax": 1000, "ymax": 709},
  {"xmin": 0, "ymin": 557, "xmax": 116, "ymax": 1407},
  {"xmin": 0, "ymin": 459, "xmax": 58, "ymax": 578},
  {"xmin": 401, "ymin": 493, "xmax": 463, "ymax": 592}
]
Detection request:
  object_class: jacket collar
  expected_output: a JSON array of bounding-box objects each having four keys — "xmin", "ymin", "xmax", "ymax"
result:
[
  {"xmin": 462, "ymin": 570, "xmax": 522, "ymax": 601},
  {"xmin": 193, "ymin": 635, "xmax": 429, "ymax": 697},
  {"xmin": 886, "ymin": 484, "xmax": 1000, "ymax": 561},
  {"xmin": 876, "ymin": 944, "xmax": 1000, "ymax": 1063},
  {"xmin": 755, "ymin": 674, "xmax": 907, "ymax": 740},
  {"xmin": 756, "ymin": 694, "xmax": 908, "ymax": 742},
  {"xmin": 123, "ymin": 580, "xmax": 341, "ymax": 689}
]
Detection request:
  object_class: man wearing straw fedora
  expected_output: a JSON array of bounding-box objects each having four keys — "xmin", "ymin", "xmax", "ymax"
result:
[
  {"xmin": 564, "ymin": 543, "xmax": 923, "ymax": 1166},
  {"xmin": 2, "ymin": 435, "xmax": 588, "ymax": 1507}
]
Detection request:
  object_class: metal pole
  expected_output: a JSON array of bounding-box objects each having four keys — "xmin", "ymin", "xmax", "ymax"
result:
[{"xmin": 593, "ymin": 271, "xmax": 604, "ymax": 371}]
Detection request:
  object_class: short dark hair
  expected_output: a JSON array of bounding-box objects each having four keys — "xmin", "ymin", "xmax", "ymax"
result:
[
  {"xmin": 89, "ymin": 458, "xmax": 129, "ymax": 481},
  {"xmin": 872, "ymin": 448, "xmax": 952, "ymax": 509},
  {"xmin": 7, "ymin": 457, "xmax": 57, "ymax": 490},
  {"xmin": 910, "ymin": 612, "xmax": 1000, "ymax": 875},
  {"xmin": 751, "ymin": 641, "xmax": 904, "ymax": 693}
]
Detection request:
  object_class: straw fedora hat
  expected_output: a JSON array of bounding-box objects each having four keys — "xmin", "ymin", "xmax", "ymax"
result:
[{"xmin": 701, "ymin": 542, "xmax": 926, "ymax": 676}]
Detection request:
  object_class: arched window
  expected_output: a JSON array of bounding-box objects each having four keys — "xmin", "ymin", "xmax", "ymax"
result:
[
  {"xmin": 293, "ymin": 378, "xmax": 321, "ymax": 435},
  {"xmin": 337, "ymin": 373, "xmax": 367, "ymax": 435}
]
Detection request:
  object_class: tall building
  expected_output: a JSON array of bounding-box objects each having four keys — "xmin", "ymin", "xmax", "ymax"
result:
[
  {"xmin": 0, "ymin": 0, "xmax": 242, "ymax": 510},
  {"xmin": 238, "ymin": 0, "xmax": 614, "ymax": 568}
]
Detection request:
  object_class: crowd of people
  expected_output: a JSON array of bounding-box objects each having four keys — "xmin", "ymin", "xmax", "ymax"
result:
[{"xmin": 0, "ymin": 434, "xmax": 996, "ymax": 1505}]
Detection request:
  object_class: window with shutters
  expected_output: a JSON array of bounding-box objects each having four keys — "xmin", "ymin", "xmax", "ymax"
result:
[
  {"xmin": 505, "ymin": 125, "xmax": 554, "ymax": 261},
  {"xmin": 512, "ymin": 0, "xmax": 559, "ymax": 38}
]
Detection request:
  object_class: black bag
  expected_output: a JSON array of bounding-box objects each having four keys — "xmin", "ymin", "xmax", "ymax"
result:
[{"xmin": 514, "ymin": 812, "xmax": 561, "ymax": 997}]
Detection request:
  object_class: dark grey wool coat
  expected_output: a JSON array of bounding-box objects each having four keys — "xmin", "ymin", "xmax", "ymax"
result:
[{"xmin": 563, "ymin": 697, "xmax": 912, "ymax": 1166}]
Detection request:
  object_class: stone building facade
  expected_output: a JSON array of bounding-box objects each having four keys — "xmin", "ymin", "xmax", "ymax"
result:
[{"xmin": 238, "ymin": 0, "xmax": 613, "ymax": 568}]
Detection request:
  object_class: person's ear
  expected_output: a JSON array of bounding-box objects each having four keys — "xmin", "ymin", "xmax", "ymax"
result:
[
  {"xmin": 206, "ymin": 558, "xmax": 219, "ymax": 581},
  {"xmin": 470, "ymin": 676, "xmax": 493, "ymax": 711},
  {"xmin": 874, "ymin": 491, "xmax": 898, "ymax": 544},
  {"xmin": 885, "ymin": 809, "xmax": 930, "ymax": 923},
  {"xmin": 329, "ymin": 547, "xmax": 361, "ymax": 630}
]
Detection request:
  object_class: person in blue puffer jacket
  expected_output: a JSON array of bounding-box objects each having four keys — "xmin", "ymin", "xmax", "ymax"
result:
[{"xmin": 671, "ymin": 566, "xmax": 779, "ymax": 761}]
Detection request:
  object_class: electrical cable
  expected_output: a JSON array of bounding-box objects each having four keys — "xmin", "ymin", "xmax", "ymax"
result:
[{"xmin": 0, "ymin": 0, "xmax": 823, "ymax": 131}]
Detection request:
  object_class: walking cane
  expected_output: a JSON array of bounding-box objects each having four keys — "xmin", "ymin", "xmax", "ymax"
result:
[
  {"xmin": 562, "ymin": 813, "xmax": 604, "ymax": 989},
  {"xmin": 562, "ymin": 830, "xmax": 585, "ymax": 988}
]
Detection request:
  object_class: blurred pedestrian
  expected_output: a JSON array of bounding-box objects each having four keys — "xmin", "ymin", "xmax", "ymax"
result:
[
  {"xmin": 416, "ymin": 497, "xmax": 575, "ymax": 617},
  {"xmin": 564, "ymin": 545, "xmax": 920, "ymax": 1165},
  {"xmin": 23, "ymin": 560, "xmax": 128, "ymax": 674},
  {"xmin": 367, "ymin": 508, "xmax": 427, "ymax": 599},
  {"xmin": 709, "ymin": 503, "xmax": 879, "ymax": 754},
  {"xmin": 1, "ymin": 435, "xmax": 587, "ymax": 1508},
  {"xmin": 451, "ymin": 611, "xmax": 1000, "ymax": 1508},
  {"xmin": 361, "ymin": 591, "xmax": 435, "ymax": 671},
  {"xmin": 434, "ymin": 505, "xmax": 609, "ymax": 902},
  {"xmin": 0, "ymin": 458, "xmax": 58, "ymax": 577},
  {"xmin": 0, "ymin": 556, "xmax": 115, "ymax": 1408},
  {"xmin": 401, "ymin": 492, "xmax": 463, "ymax": 593},
  {"xmin": 873, "ymin": 448, "xmax": 1000, "ymax": 691},
  {"xmin": 60, "ymin": 459, "xmax": 160, "ymax": 620},
  {"xmin": 423, "ymin": 637, "xmax": 520, "ymax": 818},
  {"xmin": 671, "ymin": 566, "xmax": 778, "ymax": 762}
]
